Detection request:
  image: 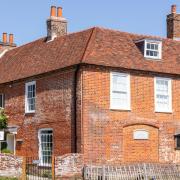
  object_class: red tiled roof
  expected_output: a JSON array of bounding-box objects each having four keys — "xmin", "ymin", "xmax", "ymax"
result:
[{"xmin": 0, "ymin": 27, "xmax": 179, "ymax": 84}]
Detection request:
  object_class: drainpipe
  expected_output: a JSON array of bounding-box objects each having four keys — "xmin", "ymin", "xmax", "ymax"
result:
[{"xmin": 73, "ymin": 65, "xmax": 79, "ymax": 153}]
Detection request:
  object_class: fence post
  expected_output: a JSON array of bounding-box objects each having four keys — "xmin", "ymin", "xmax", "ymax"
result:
[
  {"xmin": 83, "ymin": 165, "xmax": 86, "ymax": 180},
  {"xmin": 143, "ymin": 163, "xmax": 148, "ymax": 180},
  {"xmin": 52, "ymin": 155, "xmax": 55, "ymax": 180},
  {"xmin": 21, "ymin": 156, "xmax": 26, "ymax": 180},
  {"xmin": 102, "ymin": 165, "xmax": 106, "ymax": 180}
]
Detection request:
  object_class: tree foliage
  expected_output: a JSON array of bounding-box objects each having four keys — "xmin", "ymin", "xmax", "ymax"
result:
[{"xmin": 0, "ymin": 108, "xmax": 8, "ymax": 129}]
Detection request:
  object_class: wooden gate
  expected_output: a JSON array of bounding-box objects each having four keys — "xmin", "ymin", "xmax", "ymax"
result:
[{"xmin": 25, "ymin": 157, "xmax": 55, "ymax": 180}]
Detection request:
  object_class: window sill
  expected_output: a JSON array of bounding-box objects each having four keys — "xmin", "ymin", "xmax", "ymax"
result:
[
  {"xmin": 144, "ymin": 56, "xmax": 162, "ymax": 61},
  {"xmin": 110, "ymin": 108, "xmax": 131, "ymax": 112},
  {"xmin": 155, "ymin": 110, "xmax": 172, "ymax": 114},
  {"xmin": 25, "ymin": 111, "xmax": 35, "ymax": 116}
]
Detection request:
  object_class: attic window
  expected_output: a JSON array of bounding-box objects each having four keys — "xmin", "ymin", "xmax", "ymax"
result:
[
  {"xmin": 135, "ymin": 39, "xmax": 162, "ymax": 60},
  {"xmin": 144, "ymin": 40, "xmax": 162, "ymax": 59}
]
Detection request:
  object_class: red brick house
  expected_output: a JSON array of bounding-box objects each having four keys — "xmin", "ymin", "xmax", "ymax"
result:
[{"xmin": 0, "ymin": 5, "xmax": 179, "ymax": 165}]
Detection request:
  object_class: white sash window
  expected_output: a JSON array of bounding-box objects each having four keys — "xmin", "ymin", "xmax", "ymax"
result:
[
  {"xmin": 110, "ymin": 72, "xmax": 130, "ymax": 110},
  {"xmin": 155, "ymin": 77, "xmax": 172, "ymax": 112},
  {"xmin": 144, "ymin": 40, "xmax": 162, "ymax": 59},
  {"xmin": 25, "ymin": 81, "xmax": 36, "ymax": 113}
]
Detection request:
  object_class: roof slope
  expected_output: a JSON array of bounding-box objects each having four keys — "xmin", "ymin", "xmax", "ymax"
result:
[
  {"xmin": 82, "ymin": 27, "xmax": 180, "ymax": 75},
  {"xmin": 0, "ymin": 28, "xmax": 94, "ymax": 84},
  {"xmin": 0, "ymin": 27, "xmax": 179, "ymax": 84}
]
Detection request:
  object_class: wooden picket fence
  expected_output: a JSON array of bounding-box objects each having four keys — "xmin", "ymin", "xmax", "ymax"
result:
[{"xmin": 84, "ymin": 163, "xmax": 180, "ymax": 180}]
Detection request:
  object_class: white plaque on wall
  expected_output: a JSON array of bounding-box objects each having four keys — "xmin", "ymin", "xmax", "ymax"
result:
[
  {"xmin": 0, "ymin": 130, "xmax": 4, "ymax": 141},
  {"xmin": 133, "ymin": 130, "xmax": 149, "ymax": 140}
]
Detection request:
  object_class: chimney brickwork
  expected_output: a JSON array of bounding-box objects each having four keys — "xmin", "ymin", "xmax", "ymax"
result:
[
  {"xmin": 47, "ymin": 6, "xmax": 67, "ymax": 41},
  {"xmin": 0, "ymin": 33, "xmax": 16, "ymax": 56},
  {"xmin": 167, "ymin": 5, "xmax": 180, "ymax": 39}
]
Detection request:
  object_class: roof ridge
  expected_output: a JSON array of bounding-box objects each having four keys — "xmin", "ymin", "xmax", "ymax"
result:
[
  {"xmin": 80, "ymin": 27, "xmax": 96, "ymax": 63},
  {"xmin": 93, "ymin": 26, "xmax": 180, "ymax": 42}
]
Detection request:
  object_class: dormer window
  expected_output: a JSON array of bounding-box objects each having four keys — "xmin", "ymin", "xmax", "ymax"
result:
[
  {"xmin": 144, "ymin": 40, "xmax": 162, "ymax": 59},
  {"xmin": 135, "ymin": 39, "xmax": 162, "ymax": 60}
]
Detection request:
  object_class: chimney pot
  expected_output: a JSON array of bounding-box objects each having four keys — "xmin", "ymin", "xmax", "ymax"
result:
[
  {"xmin": 171, "ymin": 5, "xmax": 177, "ymax": 14},
  {"xmin": 9, "ymin": 34, "xmax": 14, "ymax": 45},
  {"xmin": 57, "ymin": 7, "xmax": 63, "ymax": 17},
  {"xmin": 3, "ymin": 33, "xmax": 7, "ymax": 44},
  {"xmin": 47, "ymin": 6, "xmax": 68, "ymax": 41},
  {"xmin": 50, "ymin": 6, "xmax": 56, "ymax": 17}
]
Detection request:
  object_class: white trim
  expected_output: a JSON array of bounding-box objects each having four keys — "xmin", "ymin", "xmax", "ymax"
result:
[
  {"xmin": 0, "ymin": 49, "xmax": 8, "ymax": 58},
  {"xmin": 110, "ymin": 72, "xmax": 131, "ymax": 110},
  {"xmin": 25, "ymin": 81, "xmax": 36, "ymax": 113},
  {"xmin": 38, "ymin": 128, "xmax": 53, "ymax": 166},
  {"xmin": 154, "ymin": 77, "xmax": 172, "ymax": 113},
  {"xmin": 144, "ymin": 39, "xmax": 162, "ymax": 60}
]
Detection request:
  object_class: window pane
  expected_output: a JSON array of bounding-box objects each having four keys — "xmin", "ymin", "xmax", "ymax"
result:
[
  {"xmin": 155, "ymin": 44, "xmax": 158, "ymax": 50},
  {"xmin": 154, "ymin": 51, "xmax": 158, "ymax": 57},
  {"xmin": 147, "ymin": 43, "xmax": 150, "ymax": 49},
  {"xmin": 150, "ymin": 51, "xmax": 153, "ymax": 56},
  {"xmin": 151, "ymin": 44, "xmax": 155, "ymax": 50},
  {"xmin": 113, "ymin": 75, "xmax": 127, "ymax": 92}
]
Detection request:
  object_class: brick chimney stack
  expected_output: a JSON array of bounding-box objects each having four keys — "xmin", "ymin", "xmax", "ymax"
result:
[
  {"xmin": 167, "ymin": 5, "xmax": 180, "ymax": 40},
  {"xmin": 47, "ymin": 6, "xmax": 67, "ymax": 41},
  {"xmin": 0, "ymin": 33, "xmax": 16, "ymax": 57},
  {"xmin": 0, "ymin": 33, "xmax": 16, "ymax": 49}
]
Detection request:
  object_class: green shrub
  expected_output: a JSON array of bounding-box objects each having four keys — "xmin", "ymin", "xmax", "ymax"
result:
[
  {"xmin": 0, "ymin": 177, "xmax": 18, "ymax": 180},
  {"xmin": 42, "ymin": 171, "xmax": 52, "ymax": 178},
  {"xmin": 1, "ymin": 149, "xmax": 12, "ymax": 154},
  {"xmin": 1, "ymin": 142, "xmax": 7, "ymax": 150},
  {"xmin": 0, "ymin": 108, "xmax": 8, "ymax": 129}
]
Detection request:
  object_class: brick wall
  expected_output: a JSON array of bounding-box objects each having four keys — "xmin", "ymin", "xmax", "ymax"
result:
[
  {"xmin": 0, "ymin": 67, "xmax": 76, "ymax": 157},
  {"xmin": 0, "ymin": 63, "xmax": 180, "ymax": 165},
  {"xmin": 81, "ymin": 65, "xmax": 180, "ymax": 164},
  {"xmin": 55, "ymin": 153, "xmax": 83, "ymax": 179},
  {"xmin": 123, "ymin": 124, "xmax": 159, "ymax": 162},
  {"xmin": 0, "ymin": 153, "xmax": 23, "ymax": 178}
]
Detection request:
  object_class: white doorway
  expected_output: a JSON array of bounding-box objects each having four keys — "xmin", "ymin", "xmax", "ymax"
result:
[{"xmin": 6, "ymin": 134, "xmax": 15, "ymax": 154}]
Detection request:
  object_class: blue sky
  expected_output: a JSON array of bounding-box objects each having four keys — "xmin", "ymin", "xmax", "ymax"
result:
[{"xmin": 0, "ymin": 0, "xmax": 179, "ymax": 45}]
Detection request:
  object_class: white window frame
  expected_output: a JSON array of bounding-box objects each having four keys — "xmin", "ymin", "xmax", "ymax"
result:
[
  {"xmin": 38, "ymin": 128, "xmax": 53, "ymax": 166},
  {"xmin": 0, "ymin": 94, "xmax": 4, "ymax": 108},
  {"xmin": 110, "ymin": 72, "xmax": 131, "ymax": 110},
  {"xmin": 154, "ymin": 77, "xmax": 172, "ymax": 113},
  {"xmin": 25, "ymin": 81, "xmax": 36, "ymax": 113},
  {"xmin": 144, "ymin": 40, "xmax": 162, "ymax": 59}
]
